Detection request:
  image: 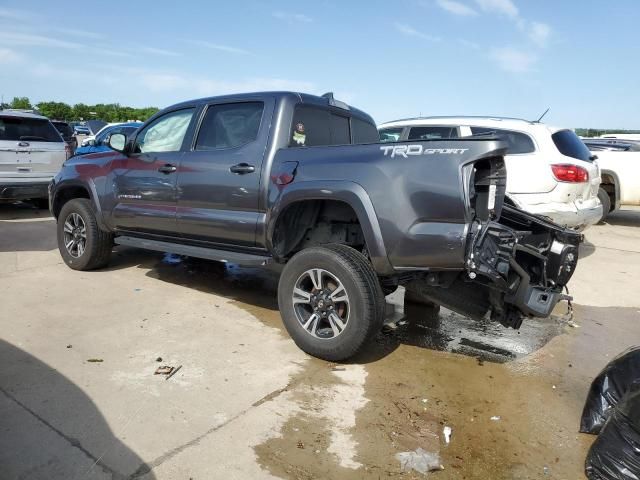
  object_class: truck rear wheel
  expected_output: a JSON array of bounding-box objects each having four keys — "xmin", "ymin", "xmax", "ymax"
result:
[
  {"xmin": 278, "ymin": 244, "xmax": 385, "ymax": 361},
  {"xmin": 57, "ymin": 198, "xmax": 113, "ymax": 270}
]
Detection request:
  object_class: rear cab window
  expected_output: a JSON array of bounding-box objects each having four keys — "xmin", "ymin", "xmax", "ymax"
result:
[
  {"xmin": 0, "ymin": 116, "xmax": 62, "ymax": 142},
  {"xmin": 470, "ymin": 126, "xmax": 535, "ymax": 154},
  {"xmin": 289, "ymin": 105, "xmax": 378, "ymax": 147},
  {"xmin": 552, "ymin": 129, "xmax": 593, "ymax": 162}
]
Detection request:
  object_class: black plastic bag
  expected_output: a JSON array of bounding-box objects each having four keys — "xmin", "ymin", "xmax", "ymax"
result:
[
  {"xmin": 585, "ymin": 386, "xmax": 640, "ymax": 480},
  {"xmin": 580, "ymin": 347, "xmax": 640, "ymax": 434}
]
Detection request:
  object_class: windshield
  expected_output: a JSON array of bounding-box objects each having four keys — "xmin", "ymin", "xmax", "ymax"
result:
[
  {"xmin": 552, "ymin": 130, "xmax": 593, "ymax": 162},
  {"xmin": 0, "ymin": 116, "xmax": 62, "ymax": 142}
]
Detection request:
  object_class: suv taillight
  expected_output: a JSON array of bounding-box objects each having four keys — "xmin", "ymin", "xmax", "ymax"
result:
[
  {"xmin": 65, "ymin": 142, "xmax": 72, "ymax": 159},
  {"xmin": 551, "ymin": 164, "xmax": 588, "ymax": 183}
]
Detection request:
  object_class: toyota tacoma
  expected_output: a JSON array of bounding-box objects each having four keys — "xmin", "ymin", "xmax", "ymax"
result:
[{"xmin": 49, "ymin": 92, "xmax": 582, "ymax": 361}]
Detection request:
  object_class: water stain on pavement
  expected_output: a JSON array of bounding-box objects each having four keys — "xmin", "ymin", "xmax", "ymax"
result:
[{"xmin": 117, "ymin": 250, "xmax": 640, "ymax": 479}]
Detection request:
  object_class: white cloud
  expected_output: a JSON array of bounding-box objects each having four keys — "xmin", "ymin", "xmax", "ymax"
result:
[
  {"xmin": 0, "ymin": 47, "xmax": 22, "ymax": 63},
  {"xmin": 490, "ymin": 46, "xmax": 536, "ymax": 73},
  {"xmin": 528, "ymin": 21, "xmax": 551, "ymax": 47},
  {"xmin": 436, "ymin": 0, "xmax": 478, "ymax": 16},
  {"xmin": 188, "ymin": 40, "xmax": 250, "ymax": 55},
  {"xmin": 0, "ymin": 31, "xmax": 78, "ymax": 49},
  {"xmin": 0, "ymin": 7, "xmax": 33, "ymax": 21},
  {"xmin": 273, "ymin": 12, "xmax": 313, "ymax": 23},
  {"xmin": 394, "ymin": 23, "xmax": 441, "ymax": 42},
  {"xmin": 52, "ymin": 27, "xmax": 104, "ymax": 40},
  {"xmin": 138, "ymin": 46, "xmax": 181, "ymax": 57},
  {"xmin": 459, "ymin": 38, "xmax": 480, "ymax": 49},
  {"xmin": 474, "ymin": 0, "xmax": 518, "ymax": 18}
]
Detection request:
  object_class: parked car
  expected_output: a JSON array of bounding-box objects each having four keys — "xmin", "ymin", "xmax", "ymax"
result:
[
  {"xmin": 379, "ymin": 117, "xmax": 602, "ymax": 230},
  {"xmin": 50, "ymin": 92, "xmax": 582, "ymax": 361},
  {"xmin": 0, "ymin": 110, "xmax": 67, "ymax": 207},
  {"xmin": 73, "ymin": 125, "xmax": 91, "ymax": 136},
  {"xmin": 74, "ymin": 122, "xmax": 142, "ymax": 156},
  {"xmin": 584, "ymin": 148, "xmax": 640, "ymax": 219},
  {"xmin": 582, "ymin": 139, "xmax": 640, "ymax": 152},
  {"xmin": 51, "ymin": 121, "xmax": 78, "ymax": 155}
]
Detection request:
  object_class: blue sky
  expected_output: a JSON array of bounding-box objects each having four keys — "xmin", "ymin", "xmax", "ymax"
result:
[{"xmin": 0, "ymin": 0, "xmax": 638, "ymax": 128}]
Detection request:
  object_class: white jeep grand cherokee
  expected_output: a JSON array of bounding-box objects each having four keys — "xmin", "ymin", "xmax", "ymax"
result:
[
  {"xmin": 0, "ymin": 110, "xmax": 68, "ymax": 208},
  {"xmin": 379, "ymin": 116, "xmax": 602, "ymax": 230}
]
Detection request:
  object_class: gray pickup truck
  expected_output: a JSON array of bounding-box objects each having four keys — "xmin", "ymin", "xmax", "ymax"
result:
[{"xmin": 49, "ymin": 91, "xmax": 582, "ymax": 361}]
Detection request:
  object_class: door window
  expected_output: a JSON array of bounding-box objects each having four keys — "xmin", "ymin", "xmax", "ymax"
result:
[
  {"xmin": 352, "ymin": 117, "xmax": 379, "ymax": 144},
  {"xmin": 470, "ymin": 127, "xmax": 535, "ymax": 154},
  {"xmin": 195, "ymin": 102, "xmax": 264, "ymax": 150},
  {"xmin": 133, "ymin": 108, "xmax": 195, "ymax": 154},
  {"xmin": 408, "ymin": 126, "xmax": 459, "ymax": 140}
]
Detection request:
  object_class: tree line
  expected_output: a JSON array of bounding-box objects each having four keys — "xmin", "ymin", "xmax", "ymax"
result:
[
  {"xmin": 2, "ymin": 97, "xmax": 159, "ymax": 122},
  {"xmin": 575, "ymin": 128, "xmax": 640, "ymax": 138}
]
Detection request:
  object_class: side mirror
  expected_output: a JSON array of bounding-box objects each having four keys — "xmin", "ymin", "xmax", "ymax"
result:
[{"xmin": 108, "ymin": 133, "xmax": 127, "ymax": 152}]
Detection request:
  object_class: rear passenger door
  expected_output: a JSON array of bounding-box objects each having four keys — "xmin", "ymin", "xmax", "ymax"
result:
[{"xmin": 176, "ymin": 99, "xmax": 274, "ymax": 247}]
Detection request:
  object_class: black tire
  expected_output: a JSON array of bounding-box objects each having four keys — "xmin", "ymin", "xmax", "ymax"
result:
[
  {"xmin": 278, "ymin": 244, "xmax": 385, "ymax": 361},
  {"xmin": 597, "ymin": 187, "xmax": 611, "ymax": 224},
  {"xmin": 57, "ymin": 198, "xmax": 113, "ymax": 270}
]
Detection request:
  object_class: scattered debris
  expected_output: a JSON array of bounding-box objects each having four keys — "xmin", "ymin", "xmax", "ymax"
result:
[
  {"xmin": 396, "ymin": 448, "xmax": 443, "ymax": 474},
  {"xmin": 87, "ymin": 358, "xmax": 103, "ymax": 363},
  {"xmin": 552, "ymin": 385, "xmax": 557, "ymax": 389},
  {"xmin": 543, "ymin": 465, "xmax": 550, "ymax": 476},
  {"xmin": 66, "ymin": 344, "xmax": 72, "ymax": 349},
  {"xmin": 134, "ymin": 288, "xmax": 141, "ymax": 292},
  {"xmin": 331, "ymin": 367, "xmax": 346, "ymax": 372},
  {"xmin": 155, "ymin": 365, "xmax": 174, "ymax": 375},
  {"xmin": 165, "ymin": 365, "xmax": 182, "ymax": 381},
  {"xmin": 297, "ymin": 440, "xmax": 304, "ymax": 449},
  {"xmin": 490, "ymin": 416, "xmax": 501, "ymax": 421},
  {"xmin": 421, "ymin": 398, "xmax": 428, "ymax": 404},
  {"xmin": 156, "ymin": 357, "xmax": 163, "ymax": 362},
  {"xmin": 443, "ymin": 426, "xmax": 452, "ymax": 444},
  {"xmin": 567, "ymin": 320, "xmax": 581, "ymax": 328},
  {"xmin": 162, "ymin": 252, "xmax": 182, "ymax": 265}
]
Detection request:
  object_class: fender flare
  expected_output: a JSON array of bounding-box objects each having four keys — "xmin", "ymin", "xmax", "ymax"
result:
[
  {"xmin": 266, "ymin": 180, "xmax": 394, "ymax": 275},
  {"xmin": 600, "ymin": 169, "xmax": 621, "ymax": 211},
  {"xmin": 52, "ymin": 179, "xmax": 107, "ymax": 230}
]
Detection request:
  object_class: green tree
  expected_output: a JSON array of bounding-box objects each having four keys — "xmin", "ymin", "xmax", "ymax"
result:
[
  {"xmin": 10, "ymin": 97, "xmax": 32, "ymax": 109},
  {"xmin": 72, "ymin": 103, "xmax": 91, "ymax": 121},
  {"xmin": 36, "ymin": 101, "xmax": 73, "ymax": 120}
]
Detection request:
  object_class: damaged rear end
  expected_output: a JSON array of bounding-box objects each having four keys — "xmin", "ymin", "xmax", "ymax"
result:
[{"xmin": 410, "ymin": 156, "xmax": 583, "ymax": 328}]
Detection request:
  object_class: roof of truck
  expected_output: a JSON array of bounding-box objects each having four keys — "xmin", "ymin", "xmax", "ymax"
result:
[
  {"xmin": 168, "ymin": 91, "xmax": 375, "ymax": 124},
  {"xmin": 0, "ymin": 109, "xmax": 48, "ymax": 120}
]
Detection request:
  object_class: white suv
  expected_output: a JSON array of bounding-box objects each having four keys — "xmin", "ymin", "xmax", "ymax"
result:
[
  {"xmin": 379, "ymin": 117, "xmax": 602, "ymax": 230},
  {"xmin": 0, "ymin": 110, "xmax": 68, "ymax": 208}
]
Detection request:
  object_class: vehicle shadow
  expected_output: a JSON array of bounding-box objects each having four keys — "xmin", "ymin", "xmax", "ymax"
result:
[
  {"xmin": 0, "ymin": 202, "xmax": 57, "ymax": 253},
  {"xmin": 104, "ymin": 251, "xmax": 566, "ymax": 366},
  {"xmin": 0, "ymin": 339, "xmax": 154, "ymax": 479},
  {"xmin": 604, "ymin": 208, "xmax": 640, "ymax": 227}
]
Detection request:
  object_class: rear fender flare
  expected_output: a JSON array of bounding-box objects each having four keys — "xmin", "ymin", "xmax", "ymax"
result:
[{"xmin": 266, "ymin": 180, "xmax": 394, "ymax": 275}]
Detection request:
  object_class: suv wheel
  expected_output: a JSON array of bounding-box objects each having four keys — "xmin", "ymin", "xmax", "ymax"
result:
[
  {"xmin": 57, "ymin": 198, "xmax": 113, "ymax": 270},
  {"xmin": 597, "ymin": 187, "xmax": 611, "ymax": 223},
  {"xmin": 278, "ymin": 244, "xmax": 385, "ymax": 361}
]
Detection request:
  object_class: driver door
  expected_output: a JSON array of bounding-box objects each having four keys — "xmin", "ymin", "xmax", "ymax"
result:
[{"xmin": 109, "ymin": 107, "xmax": 197, "ymax": 236}]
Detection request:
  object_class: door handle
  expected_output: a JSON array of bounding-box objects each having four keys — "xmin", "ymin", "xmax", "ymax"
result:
[
  {"xmin": 230, "ymin": 163, "xmax": 255, "ymax": 174},
  {"xmin": 158, "ymin": 164, "xmax": 177, "ymax": 174}
]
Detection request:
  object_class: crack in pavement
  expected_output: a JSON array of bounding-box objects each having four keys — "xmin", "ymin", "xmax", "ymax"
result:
[
  {"xmin": 128, "ymin": 380, "xmax": 296, "ymax": 478},
  {"xmin": 0, "ymin": 386, "xmax": 125, "ymax": 480}
]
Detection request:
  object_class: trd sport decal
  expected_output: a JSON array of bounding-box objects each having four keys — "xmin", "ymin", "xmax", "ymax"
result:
[{"xmin": 380, "ymin": 145, "xmax": 469, "ymax": 158}]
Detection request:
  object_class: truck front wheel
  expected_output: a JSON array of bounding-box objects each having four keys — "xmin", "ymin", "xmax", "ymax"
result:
[
  {"xmin": 57, "ymin": 198, "xmax": 113, "ymax": 270},
  {"xmin": 278, "ymin": 244, "xmax": 385, "ymax": 361}
]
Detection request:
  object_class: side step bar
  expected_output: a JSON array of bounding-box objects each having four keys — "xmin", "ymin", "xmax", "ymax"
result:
[{"xmin": 114, "ymin": 236, "xmax": 272, "ymax": 266}]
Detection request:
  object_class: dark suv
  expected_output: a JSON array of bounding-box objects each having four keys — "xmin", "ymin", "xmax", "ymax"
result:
[{"xmin": 49, "ymin": 92, "xmax": 582, "ymax": 361}]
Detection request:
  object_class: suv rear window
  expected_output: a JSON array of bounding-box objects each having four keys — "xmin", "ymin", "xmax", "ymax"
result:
[
  {"xmin": 52, "ymin": 122, "xmax": 73, "ymax": 137},
  {"xmin": 552, "ymin": 129, "xmax": 593, "ymax": 162},
  {"xmin": 290, "ymin": 105, "xmax": 353, "ymax": 147},
  {"xmin": 379, "ymin": 128, "xmax": 403, "ymax": 143},
  {"xmin": 408, "ymin": 126, "xmax": 458, "ymax": 140},
  {"xmin": 470, "ymin": 127, "xmax": 535, "ymax": 154},
  {"xmin": 0, "ymin": 116, "xmax": 62, "ymax": 142}
]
